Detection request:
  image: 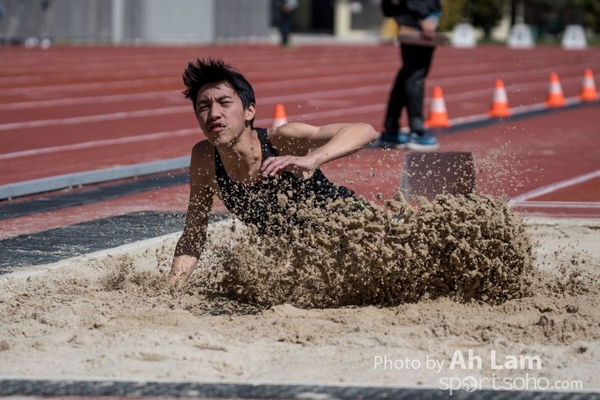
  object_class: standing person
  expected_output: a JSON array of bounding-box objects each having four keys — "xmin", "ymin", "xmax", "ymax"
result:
[
  {"xmin": 0, "ymin": 1, "xmax": 5, "ymax": 29},
  {"xmin": 168, "ymin": 58, "xmax": 379, "ymax": 286},
  {"xmin": 0, "ymin": 0, "xmax": 8, "ymax": 45},
  {"xmin": 279, "ymin": 0, "xmax": 298, "ymax": 47},
  {"xmin": 380, "ymin": 0, "xmax": 442, "ymax": 151}
]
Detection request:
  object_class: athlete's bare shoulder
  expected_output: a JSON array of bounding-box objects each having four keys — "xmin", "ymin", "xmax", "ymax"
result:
[
  {"xmin": 191, "ymin": 139, "xmax": 213, "ymax": 158},
  {"xmin": 190, "ymin": 139, "xmax": 218, "ymax": 189}
]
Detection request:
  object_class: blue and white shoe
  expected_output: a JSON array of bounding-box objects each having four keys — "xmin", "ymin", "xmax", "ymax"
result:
[
  {"xmin": 379, "ymin": 131, "xmax": 409, "ymax": 149},
  {"xmin": 406, "ymin": 132, "xmax": 439, "ymax": 151}
]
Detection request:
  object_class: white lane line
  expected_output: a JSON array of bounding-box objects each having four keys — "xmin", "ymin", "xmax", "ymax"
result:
[
  {"xmin": 2, "ymin": 60, "xmax": 594, "ymax": 108},
  {"xmin": 0, "ymin": 105, "xmax": 190, "ymax": 131},
  {"xmin": 0, "ymin": 128, "xmax": 198, "ymax": 160},
  {"xmin": 0, "ymin": 76, "xmax": 178, "ymax": 96},
  {"xmin": 0, "ymin": 231, "xmax": 183, "ymax": 282},
  {"xmin": 0, "ymin": 60, "xmax": 584, "ymax": 102},
  {"xmin": 0, "ymin": 53, "xmax": 596, "ymax": 96},
  {"xmin": 0, "ymin": 93, "xmax": 593, "ymax": 160},
  {"xmin": 2, "ymin": 75, "xmax": 589, "ymax": 133},
  {"xmin": 0, "ymin": 85, "xmax": 390, "ymax": 132},
  {"xmin": 0, "ymin": 90, "xmax": 179, "ymax": 110},
  {"xmin": 0, "ymin": 60, "xmax": 395, "ymax": 96},
  {"xmin": 0, "ymin": 104, "xmax": 386, "ymax": 160},
  {"xmin": 508, "ymin": 169, "xmax": 600, "ymax": 207},
  {"xmin": 0, "ymin": 71, "xmax": 393, "ymax": 111},
  {"xmin": 514, "ymin": 201, "xmax": 600, "ymax": 209}
]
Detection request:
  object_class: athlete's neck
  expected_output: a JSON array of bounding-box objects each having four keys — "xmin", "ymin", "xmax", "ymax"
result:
[{"xmin": 218, "ymin": 129, "xmax": 262, "ymax": 181}]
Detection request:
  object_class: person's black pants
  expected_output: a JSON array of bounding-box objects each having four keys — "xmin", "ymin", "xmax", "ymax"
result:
[
  {"xmin": 280, "ymin": 23, "xmax": 291, "ymax": 46},
  {"xmin": 383, "ymin": 44, "xmax": 436, "ymax": 134}
]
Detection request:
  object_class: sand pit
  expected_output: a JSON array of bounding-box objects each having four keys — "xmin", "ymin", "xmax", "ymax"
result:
[{"xmin": 1, "ymin": 196, "xmax": 599, "ymax": 394}]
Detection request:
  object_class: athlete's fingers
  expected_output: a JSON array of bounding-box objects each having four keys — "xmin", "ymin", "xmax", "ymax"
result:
[
  {"xmin": 261, "ymin": 156, "xmax": 313, "ymax": 177},
  {"xmin": 260, "ymin": 155, "xmax": 286, "ymax": 170},
  {"xmin": 261, "ymin": 156, "xmax": 291, "ymax": 176}
]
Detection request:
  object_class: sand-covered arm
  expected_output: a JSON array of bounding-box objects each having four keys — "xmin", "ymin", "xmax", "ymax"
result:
[{"xmin": 169, "ymin": 141, "xmax": 215, "ymax": 286}]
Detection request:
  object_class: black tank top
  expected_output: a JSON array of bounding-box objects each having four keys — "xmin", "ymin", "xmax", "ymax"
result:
[{"xmin": 214, "ymin": 128, "xmax": 354, "ymax": 234}]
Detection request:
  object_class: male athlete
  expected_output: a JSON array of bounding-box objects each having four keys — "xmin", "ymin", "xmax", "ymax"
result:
[{"xmin": 168, "ymin": 58, "xmax": 379, "ymax": 286}]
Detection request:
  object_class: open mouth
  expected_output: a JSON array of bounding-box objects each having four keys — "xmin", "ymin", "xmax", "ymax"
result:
[{"xmin": 209, "ymin": 123, "xmax": 226, "ymax": 133}]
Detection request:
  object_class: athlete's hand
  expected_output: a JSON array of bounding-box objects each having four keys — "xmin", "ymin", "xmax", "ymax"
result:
[
  {"xmin": 420, "ymin": 19, "xmax": 436, "ymax": 40},
  {"xmin": 260, "ymin": 155, "xmax": 317, "ymax": 178},
  {"xmin": 168, "ymin": 255, "xmax": 198, "ymax": 287}
]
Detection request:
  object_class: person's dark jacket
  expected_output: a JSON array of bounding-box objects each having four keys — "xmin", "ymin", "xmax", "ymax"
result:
[{"xmin": 381, "ymin": 0, "xmax": 441, "ymax": 20}]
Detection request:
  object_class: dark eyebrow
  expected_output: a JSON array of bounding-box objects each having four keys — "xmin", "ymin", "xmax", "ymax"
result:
[{"xmin": 197, "ymin": 95, "xmax": 233, "ymax": 106}]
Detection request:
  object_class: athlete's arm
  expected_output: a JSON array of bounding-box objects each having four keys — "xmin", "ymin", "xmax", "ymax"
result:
[
  {"xmin": 169, "ymin": 141, "xmax": 215, "ymax": 286},
  {"xmin": 261, "ymin": 122, "xmax": 378, "ymax": 177}
]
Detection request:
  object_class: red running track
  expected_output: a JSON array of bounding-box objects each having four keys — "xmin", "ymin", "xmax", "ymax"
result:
[{"xmin": 0, "ymin": 43, "xmax": 599, "ymax": 238}]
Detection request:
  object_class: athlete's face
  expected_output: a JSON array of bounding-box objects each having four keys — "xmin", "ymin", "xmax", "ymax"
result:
[{"xmin": 195, "ymin": 82, "xmax": 255, "ymax": 147}]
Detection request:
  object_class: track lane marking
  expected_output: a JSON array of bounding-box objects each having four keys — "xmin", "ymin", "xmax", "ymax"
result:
[
  {"xmin": 1, "ymin": 94, "xmax": 594, "ymax": 159},
  {"xmin": 0, "ymin": 105, "xmax": 386, "ymax": 160},
  {"xmin": 0, "ymin": 128, "xmax": 199, "ymax": 160},
  {"xmin": 515, "ymin": 201, "xmax": 600, "ymax": 209},
  {"xmin": 509, "ymin": 169, "xmax": 600, "ymax": 207}
]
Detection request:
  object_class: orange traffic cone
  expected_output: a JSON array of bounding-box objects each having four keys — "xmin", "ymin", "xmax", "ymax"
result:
[
  {"xmin": 272, "ymin": 104, "xmax": 288, "ymax": 128},
  {"xmin": 579, "ymin": 68, "xmax": 598, "ymax": 101},
  {"xmin": 546, "ymin": 72, "xmax": 565, "ymax": 107},
  {"xmin": 488, "ymin": 79, "xmax": 511, "ymax": 118},
  {"xmin": 425, "ymin": 86, "xmax": 450, "ymax": 128}
]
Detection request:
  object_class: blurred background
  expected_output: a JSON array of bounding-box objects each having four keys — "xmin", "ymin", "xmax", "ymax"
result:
[{"xmin": 0, "ymin": 0, "xmax": 598, "ymax": 46}]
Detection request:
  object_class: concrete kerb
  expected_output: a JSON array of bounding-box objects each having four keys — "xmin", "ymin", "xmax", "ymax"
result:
[
  {"xmin": 0, "ymin": 232, "xmax": 179, "ymax": 283},
  {"xmin": 522, "ymin": 216, "xmax": 600, "ymax": 227},
  {"xmin": 0, "ymin": 219, "xmax": 233, "ymax": 283},
  {"xmin": 0, "ymin": 156, "xmax": 190, "ymax": 201},
  {"xmin": 0, "ymin": 377, "xmax": 598, "ymax": 399}
]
